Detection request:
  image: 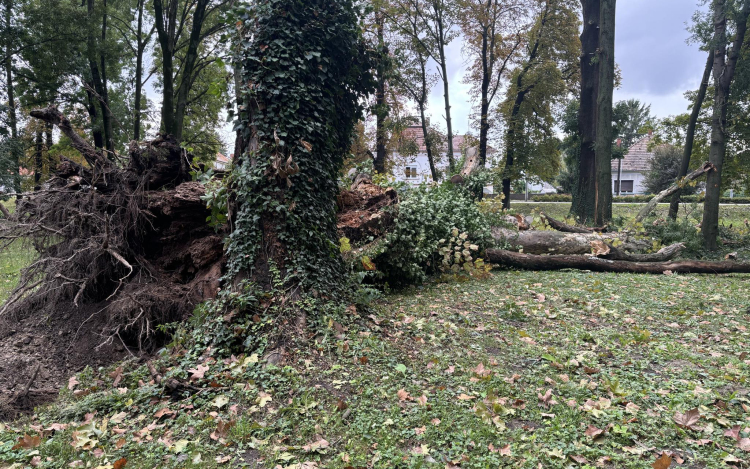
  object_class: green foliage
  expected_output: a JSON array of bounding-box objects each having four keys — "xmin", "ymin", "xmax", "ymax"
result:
[
  {"xmin": 195, "ymin": 169, "xmax": 229, "ymax": 231},
  {"xmin": 372, "ymin": 184, "xmax": 492, "ymax": 286},
  {"xmin": 227, "ymin": 0, "xmax": 375, "ymax": 296},
  {"xmin": 644, "ymin": 145, "xmax": 699, "ymax": 196},
  {"xmin": 644, "ymin": 215, "xmax": 704, "ymax": 258},
  {"xmin": 437, "ymin": 228, "xmax": 491, "ymax": 281}
]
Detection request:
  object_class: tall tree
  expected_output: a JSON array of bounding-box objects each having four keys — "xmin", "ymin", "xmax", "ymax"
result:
[
  {"xmin": 459, "ymin": 0, "xmax": 524, "ymax": 176},
  {"xmin": 571, "ymin": 0, "xmax": 600, "ymax": 223},
  {"xmin": 86, "ymin": 0, "xmax": 115, "ymax": 153},
  {"xmin": 2, "ymin": 0, "xmax": 20, "ymax": 193},
  {"xmin": 391, "ymin": 7, "xmax": 440, "ymax": 181},
  {"xmin": 373, "ymin": 7, "xmax": 389, "ymax": 174},
  {"xmin": 229, "ymin": 0, "xmax": 374, "ymax": 309},
  {"xmin": 669, "ymin": 50, "xmax": 714, "ymax": 219},
  {"xmin": 498, "ymin": 0, "xmax": 579, "ymax": 208},
  {"xmin": 153, "ymin": 0, "xmax": 228, "ymax": 142},
  {"xmin": 702, "ymin": 0, "xmax": 749, "ymax": 249},
  {"xmin": 387, "ymin": 0, "xmax": 459, "ymax": 173},
  {"xmin": 594, "ymin": 0, "xmax": 616, "ymax": 226}
]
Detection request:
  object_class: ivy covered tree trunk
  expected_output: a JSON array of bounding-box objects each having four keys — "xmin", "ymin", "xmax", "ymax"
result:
[
  {"xmin": 229, "ymin": 0, "xmax": 373, "ymax": 303},
  {"xmin": 572, "ymin": 0, "xmax": 599, "ymax": 224}
]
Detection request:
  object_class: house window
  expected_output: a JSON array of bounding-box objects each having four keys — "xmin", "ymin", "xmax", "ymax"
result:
[
  {"xmin": 614, "ymin": 180, "xmax": 634, "ymax": 193},
  {"xmin": 405, "ymin": 166, "xmax": 418, "ymax": 179}
]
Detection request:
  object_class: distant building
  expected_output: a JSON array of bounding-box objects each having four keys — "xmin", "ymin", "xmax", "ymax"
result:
[
  {"xmin": 612, "ymin": 134, "xmax": 654, "ymax": 195},
  {"xmin": 214, "ymin": 152, "xmax": 232, "ymax": 170},
  {"xmin": 390, "ymin": 124, "xmax": 493, "ymax": 186}
]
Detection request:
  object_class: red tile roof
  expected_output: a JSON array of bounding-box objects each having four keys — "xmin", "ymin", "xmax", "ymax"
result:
[{"xmin": 612, "ymin": 135, "xmax": 654, "ymax": 173}]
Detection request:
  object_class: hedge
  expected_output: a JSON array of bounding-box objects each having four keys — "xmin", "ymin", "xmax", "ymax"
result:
[{"xmin": 530, "ymin": 194, "xmax": 750, "ymax": 204}]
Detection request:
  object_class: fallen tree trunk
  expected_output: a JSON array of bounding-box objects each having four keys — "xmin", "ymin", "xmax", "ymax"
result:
[
  {"xmin": 0, "ymin": 204, "xmax": 10, "ymax": 220},
  {"xmin": 602, "ymin": 242, "xmax": 685, "ymax": 262},
  {"xmin": 486, "ymin": 249, "xmax": 750, "ymax": 274},
  {"xmin": 541, "ymin": 213, "xmax": 605, "ymax": 233},
  {"xmin": 633, "ymin": 162, "xmax": 715, "ymax": 224},
  {"xmin": 492, "ymin": 227, "xmax": 649, "ymax": 255}
]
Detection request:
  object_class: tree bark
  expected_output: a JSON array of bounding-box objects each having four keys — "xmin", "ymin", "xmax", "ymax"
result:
[
  {"xmin": 373, "ymin": 10, "xmax": 387, "ymax": 174},
  {"xmin": 33, "ymin": 130, "xmax": 43, "ymax": 190},
  {"xmin": 491, "ymin": 226, "xmax": 649, "ymax": 255},
  {"xmin": 486, "ymin": 249, "xmax": 750, "ymax": 274},
  {"xmin": 669, "ymin": 50, "xmax": 714, "ymax": 219},
  {"xmin": 572, "ymin": 0, "xmax": 600, "ymax": 224},
  {"xmin": 594, "ymin": 0, "xmax": 615, "ymax": 226},
  {"xmin": 540, "ymin": 212, "xmax": 604, "ymax": 233},
  {"xmin": 420, "ymin": 105, "xmax": 438, "ymax": 181},
  {"xmin": 702, "ymin": 0, "xmax": 750, "ymax": 250},
  {"xmin": 86, "ymin": 0, "xmax": 114, "ymax": 153},
  {"xmin": 634, "ymin": 162, "xmax": 715, "ymax": 224},
  {"xmin": 85, "ymin": 84, "xmax": 104, "ymax": 149},
  {"xmin": 0, "ymin": 202, "xmax": 10, "ymax": 219},
  {"xmin": 153, "ymin": 0, "xmax": 177, "ymax": 137},
  {"xmin": 133, "ymin": 0, "xmax": 148, "ymax": 142},
  {"xmin": 433, "ymin": 2, "xmax": 455, "ymax": 174},
  {"xmin": 3, "ymin": 0, "xmax": 20, "ymax": 194},
  {"xmin": 173, "ymin": 0, "xmax": 209, "ymax": 142},
  {"xmin": 29, "ymin": 107, "xmax": 110, "ymax": 170}
]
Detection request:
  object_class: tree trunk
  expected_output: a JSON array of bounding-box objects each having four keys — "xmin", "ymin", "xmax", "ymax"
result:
[
  {"xmin": 634, "ymin": 162, "xmax": 714, "ymax": 224},
  {"xmin": 3, "ymin": 0, "xmax": 20, "ymax": 194},
  {"xmin": 34, "ymin": 130, "xmax": 43, "ymax": 190},
  {"xmin": 373, "ymin": 10, "xmax": 387, "ymax": 174},
  {"xmin": 133, "ymin": 0, "xmax": 146, "ymax": 142},
  {"xmin": 435, "ymin": 11, "xmax": 455, "ymax": 174},
  {"xmin": 153, "ymin": 0, "xmax": 176, "ymax": 137},
  {"xmin": 85, "ymin": 85, "xmax": 105, "ymax": 149},
  {"xmin": 669, "ymin": 50, "xmax": 713, "ymax": 219},
  {"xmin": 540, "ymin": 212, "xmax": 605, "ymax": 233},
  {"xmin": 491, "ymin": 227, "xmax": 649, "ymax": 255},
  {"xmin": 486, "ymin": 249, "xmax": 750, "ymax": 274},
  {"xmin": 702, "ymin": 0, "xmax": 750, "ymax": 250},
  {"xmin": 86, "ymin": 0, "xmax": 114, "ymax": 154},
  {"xmin": 594, "ymin": 0, "xmax": 615, "ymax": 226},
  {"xmin": 173, "ymin": 0, "xmax": 209, "ymax": 142},
  {"xmin": 478, "ymin": 21, "xmax": 490, "ymax": 171},
  {"xmin": 420, "ymin": 105, "xmax": 438, "ymax": 181},
  {"xmin": 572, "ymin": 0, "xmax": 600, "ymax": 223}
]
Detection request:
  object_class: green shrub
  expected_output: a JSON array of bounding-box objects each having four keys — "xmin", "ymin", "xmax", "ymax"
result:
[{"xmin": 372, "ymin": 185, "xmax": 492, "ymax": 286}]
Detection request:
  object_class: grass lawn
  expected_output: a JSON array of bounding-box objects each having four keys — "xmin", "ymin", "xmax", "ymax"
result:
[
  {"xmin": 2, "ymin": 271, "xmax": 749, "ymax": 468},
  {"xmin": 511, "ymin": 202, "xmax": 750, "ymax": 229},
  {"xmin": 0, "ymin": 199, "xmax": 34, "ymax": 304}
]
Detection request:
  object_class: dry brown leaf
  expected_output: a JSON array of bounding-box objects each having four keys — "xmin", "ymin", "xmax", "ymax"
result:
[
  {"xmin": 417, "ymin": 395, "xmax": 428, "ymax": 406},
  {"xmin": 397, "ymin": 389, "xmax": 410, "ymax": 401},
  {"xmin": 652, "ymin": 452, "xmax": 672, "ymax": 469},
  {"xmin": 457, "ymin": 393, "xmax": 475, "ymax": 401},
  {"xmin": 113, "ymin": 458, "xmax": 127, "ymax": 469},
  {"xmin": 570, "ymin": 455, "xmax": 588, "ymax": 464},
  {"xmin": 68, "ymin": 376, "xmax": 79, "ymax": 390},
  {"xmin": 590, "ymin": 240, "xmax": 611, "ymax": 257},
  {"xmin": 11, "ymin": 434, "xmax": 42, "ymax": 450},
  {"xmin": 739, "ymin": 438, "xmax": 750, "ymax": 452},
  {"xmin": 154, "ymin": 407, "xmax": 176, "ymax": 419},
  {"xmin": 725, "ymin": 425, "xmax": 741, "ymax": 441},
  {"xmin": 584, "ymin": 425, "xmax": 604, "ymax": 439},
  {"xmin": 673, "ymin": 408, "xmax": 700, "ymax": 430},
  {"xmin": 188, "ymin": 364, "xmax": 209, "ymax": 381}
]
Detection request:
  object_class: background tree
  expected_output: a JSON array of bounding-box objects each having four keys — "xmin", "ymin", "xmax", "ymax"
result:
[
  {"xmin": 498, "ymin": 0, "xmax": 579, "ymax": 208},
  {"xmin": 458, "ymin": 0, "xmax": 524, "ymax": 174},
  {"xmin": 153, "ymin": 0, "xmax": 229, "ymax": 143},
  {"xmin": 593, "ymin": 0, "xmax": 616, "ymax": 226},
  {"xmin": 612, "ymin": 99, "xmax": 654, "ymax": 150},
  {"xmin": 702, "ymin": 0, "xmax": 750, "ymax": 249},
  {"xmin": 644, "ymin": 145, "xmax": 701, "ymax": 195},
  {"xmin": 387, "ymin": 0, "xmax": 459, "ymax": 173},
  {"xmin": 390, "ymin": 3, "xmax": 441, "ymax": 181}
]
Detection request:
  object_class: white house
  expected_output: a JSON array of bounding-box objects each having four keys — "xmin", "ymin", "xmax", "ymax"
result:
[
  {"xmin": 611, "ymin": 134, "xmax": 654, "ymax": 195},
  {"xmin": 214, "ymin": 152, "xmax": 232, "ymax": 170}
]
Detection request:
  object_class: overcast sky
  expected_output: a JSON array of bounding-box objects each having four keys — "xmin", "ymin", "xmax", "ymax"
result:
[{"xmin": 423, "ymin": 0, "xmax": 709, "ymax": 137}]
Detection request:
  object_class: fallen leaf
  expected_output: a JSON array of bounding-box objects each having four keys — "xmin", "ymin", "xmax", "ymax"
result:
[
  {"xmin": 109, "ymin": 367, "xmax": 124, "ymax": 387},
  {"xmin": 302, "ymin": 438, "xmax": 329, "ymax": 452},
  {"xmin": 215, "ymin": 454, "xmax": 231, "ymax": 463},
  {"xmin": 739, "ymin": 438, "xmax": 750, "ymax": 451},
  {"xmin": 417, "ymin": 394, "xmax": 428, "ymax": 406},
  {"xmin": 673, "ymin": 408, "xmax": 700, "ymax": 430},
  {"xmin": 397, "ymin": 389, "xmax": 410, "ymax": 401},
  {"xmin": 188, "ymin": 364, "xmax": 209, "ymax": 381},
  {"xmin": 584, "ymin": 425, "xmax": 604, "ymax": 439},
  {"xmin": 113, "ymin": 458, "xmax": 127, "ymax": 469},
  {"xmin": 68, "ymin": 376, "xmax": 79, "ymax": 390},
  {"xmin": 570, "ymin": 455, "xmax": 588, "ymax": 464},
  {"xmin": 652, "ymin": 452, "xmax": 672, "ymax": 469},
  {"xmin": 11, "ymin": 433, "xmax": 42, "ymax": 450},
  {"xmin": 725, "ymin": 425, "xmax": 741, "ymax": 441},
  {"xmin": 154, "ymin": 407, "xmax": 176, "ymax": 419},
  {"xmin": 457, "ymin": 393, "xmax": 475, "ymax": 401}
]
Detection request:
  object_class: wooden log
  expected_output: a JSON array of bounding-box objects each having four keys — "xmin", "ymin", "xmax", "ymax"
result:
[
  {"xmin": 460, "ymin": 147, "xmax": 480, "ymax": 177},
  {"xmin": 540, "ymin": 213, "xmax": 605, "ymax": 233},
  {"xmin": 485, "ymin": 249, "xmax": 750, "ymax": 274},
  {"xmin": 0, "ymin": 203, "xmax": 10, "ymax": 220},
  {"xmin": 602, "ymin": 242, "xmax": 685, "ymax": 262},
  {"xmin": 492, "ymin": 227, "xmax": 649, "ymax": 255},
  {"xmin": 633, "ymin": 162, "xmax": 715, "ymax": 224}
]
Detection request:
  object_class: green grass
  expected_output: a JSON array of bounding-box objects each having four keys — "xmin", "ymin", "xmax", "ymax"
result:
[
  {"xmin": 0, "ymin": 199, "xmax": 34, "ymax": 304},
  {"xmin": 3, "ymin": 271, "xmax": 750, "ymax": 468},
  {"xmin": 511, "ymin": 201, "xmax": 750, "ymax": 229}
]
